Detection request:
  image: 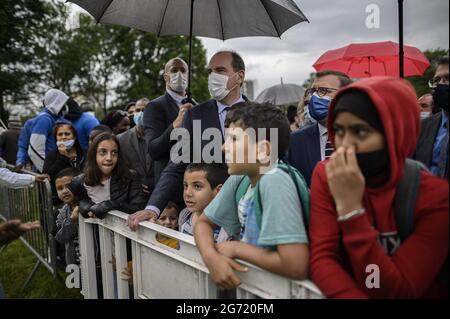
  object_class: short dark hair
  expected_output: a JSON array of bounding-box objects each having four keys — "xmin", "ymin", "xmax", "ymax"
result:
[
  {"xmin": 185, "ymin": 163, "xmax": 229, "ymax": 189},
  {"xmin": 286, "ymin": 105, "xmax": 299, "ymax": 124},
  {"xmin": 125, "ymin": 101, "xmax": 136, "ymax": 112},
  {"xmin": 165, "ymin": 201, "xmax": 180, "ymax": 215},
  {"xmin": 225, "ymin": 102, "xmax": 291, "ymax": 159},
  {"xmin": 84, "ymin": 132, "xmax": 130, "ymax": 186},
  {"xmin": 315, "ymin": 70, "xmax": 353, "ymax": 88},
  {"xmin": 101, "ymin": 110, "xmax": 128, "ymax": 130},
  {"xmin": 89, "ymin": 125, "xmax": 112, "ymax": 144},
  {"xmin": 437, "ymin": 56, "xmax": 449, "ymax": 67},
  {"xmin": 217, "ymin": 50, "xmax": 245, "ymax": 72},
  {"xmin": 55, "ymin": 167, "xmax": 80, "ymax": 181}
]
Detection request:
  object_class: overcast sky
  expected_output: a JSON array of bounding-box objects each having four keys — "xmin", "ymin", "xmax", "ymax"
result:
[
  {"xmin": 201, "ymin": 0, "xmax": 449, "ymax": 96},
  {"xmin": 69, "ymin": 0, "xmax": 449, "ymax": 97}
]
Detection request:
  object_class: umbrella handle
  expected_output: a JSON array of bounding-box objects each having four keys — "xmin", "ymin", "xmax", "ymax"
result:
[{"xmin": 187, "ymin": 0, "xmax": 195, "ymax": 99}]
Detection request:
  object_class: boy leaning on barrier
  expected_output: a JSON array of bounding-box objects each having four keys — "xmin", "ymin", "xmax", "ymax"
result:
[
  {"xmin": 195, "ymin": 102, "xmax": 310, "ymax": 290},
  {"xmin": 54, "ymin": 168, "xmax": 81, "ymax": 266},
  {"xmin": 179, "ymin": 163, "xmax": 229, "ymax": 242}
]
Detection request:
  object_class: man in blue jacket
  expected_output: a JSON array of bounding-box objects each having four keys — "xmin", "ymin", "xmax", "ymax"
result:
[{"xmin": 28, "ymin": 88, "xmax": 69, "ymax": 173}]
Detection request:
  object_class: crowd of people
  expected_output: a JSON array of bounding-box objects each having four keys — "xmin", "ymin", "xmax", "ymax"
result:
[{"xmin": 0, "ymin": 50, "xmax": 448, "ymax": 299}]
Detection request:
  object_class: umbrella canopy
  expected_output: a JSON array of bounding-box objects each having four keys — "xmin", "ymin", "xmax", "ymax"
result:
[
  {"xmin": 68, "ymin": 0, "xmax": 309, "ymax": 98},
  {"xmin": 69, "ymin": 0, "xmax": 308, "ymax": 40},
  {"xmin": 313, "ymin": 41, "xmax": 431, "ymax": 78},
  {"xmin": 255, "ymin": 82, "xmax": 304, "ymax": 106}
]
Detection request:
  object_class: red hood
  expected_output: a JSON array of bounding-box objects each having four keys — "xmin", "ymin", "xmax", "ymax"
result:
[{"xmin": 327, "ymin": 77, "xmax": 420, "ymax": 190}]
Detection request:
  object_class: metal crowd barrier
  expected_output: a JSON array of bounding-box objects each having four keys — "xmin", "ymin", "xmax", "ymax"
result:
[
  {"xmin": 79, "ymin": 211, "xmax": 323, "ymax": 299},
  {"xmin": 0, "ymin": 164, "xmax": 58, "ymax": 290}
]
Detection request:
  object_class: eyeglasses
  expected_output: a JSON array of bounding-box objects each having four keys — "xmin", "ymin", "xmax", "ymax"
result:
[
  {"xmin": 429, "ymin": 75, "xmax": 450, "ymax": 89},
  {"xmin": 307, "ymin": 87, "xmax": 339, "ymax": 97}
]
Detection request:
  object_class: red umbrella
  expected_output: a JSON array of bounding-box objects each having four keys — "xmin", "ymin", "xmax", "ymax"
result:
[{"xmin": 313, "ymin": 41, "xmax": 431, "ymax": 78}]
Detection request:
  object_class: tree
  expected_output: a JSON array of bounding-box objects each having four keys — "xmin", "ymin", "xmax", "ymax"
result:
[
  {"xmin": 43, "ymin": 8, "xmax": 210, "ymax": 114},
  {"xmin": 407, "ymin": 48, "xmax": 449, "ymax": 97},
  {"xmin": 113, "ymin": 33, "xmax": 209, "ymax": 108},
  {"xmin": 0, "ymin": 0, "xmax": 54, "ymax": 123}
]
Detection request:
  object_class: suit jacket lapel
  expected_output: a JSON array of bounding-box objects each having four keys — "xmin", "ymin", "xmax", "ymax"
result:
[
  {"xmin": 425, "ymin": 113, "xmax": 443, "ymax": 161},
  {"xmin": 165, "ymin": 92, "xmax": 180, "ymax": 116},
  {"xmin": 308, "ymin": 124, "xmax": 321, "ymax": 169},
  {"xmin": 129, "ymin": 128, "xmax": 144, "ymax": 166},
  {"xmin": 205, "ymin": 100, "xmax": 224, "ymax": 142}
]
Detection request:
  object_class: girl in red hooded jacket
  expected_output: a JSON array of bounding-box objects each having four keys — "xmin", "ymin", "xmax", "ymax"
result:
[{"xmin": 309, "ymin": 77, "xmax": 449, "ymax": 299}]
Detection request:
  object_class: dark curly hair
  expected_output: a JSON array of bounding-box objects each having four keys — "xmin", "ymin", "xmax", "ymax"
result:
[{"xmin": 225, "ymin": 102, "xmax": 291, "ymax": 159}]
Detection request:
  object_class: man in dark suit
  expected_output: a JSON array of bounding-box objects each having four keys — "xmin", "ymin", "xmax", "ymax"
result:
[
  {"xmin": 117, "ymin": 98, "xmax": 155, "ymax": 201},
  {"xmin": 128, "ymin": 50, "xmax": 247, "ymax": 229},
  {"xmin": 288, "ymin": 71, "xmax": 352, "ymax": 187},
  {"xmin": 143, "ymin": 57, "xmax": 193, "ymax": 184},
  {"xmin": 415, "ymin": 56, "xmax": 449, "ymax": 179}
]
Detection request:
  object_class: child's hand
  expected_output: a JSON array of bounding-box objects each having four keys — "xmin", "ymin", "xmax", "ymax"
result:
[
  {"xmin": 71, "ymin": 206, "xmax": 80, "ymax": 221},
  {"xmin": 58, "ymin": 143, "xmax": 70, "ymax": 157},
  {"xmin": 206, "ymin": 253, "xmax": 248, "ymax": 290},
  {"xmin": 121, "ymin": 262, "xmax": 133, "ymax": 286},
  {"xmin": 215, "ymin": 241, "xmax": 238, "ymax": 259},
  {"xmin": 87, "ymin": 212, "xmax": 97, "ymax": 219}
]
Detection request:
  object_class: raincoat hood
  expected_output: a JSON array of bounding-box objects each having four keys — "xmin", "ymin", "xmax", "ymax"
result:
[
  {"xmin": 44, "ymin": 89, "xmax": 69, "ymax": 116},
  {"xmin": 327, "ymin": 77, "xmax": 420, "ymax": 190}
]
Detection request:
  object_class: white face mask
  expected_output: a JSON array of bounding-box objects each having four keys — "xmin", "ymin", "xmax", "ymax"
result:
[
  {"xmin": 420, "ymin": 112, "xmax": 431, "ymax": 120},
  {"xmin": 208, "ymin": 72, "xmax": 238, "ymax": 101},
  {"xmin": 168, "ymin": 71, "xmax": 188, "ymax": 93},
  {"xmin": 57, "ymin": 139, "xmax": 75, "ymax": 150}
]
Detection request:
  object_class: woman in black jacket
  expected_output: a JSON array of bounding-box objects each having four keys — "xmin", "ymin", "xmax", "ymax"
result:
[
  {"xmin": 69, "ymin": 132, "xmax": 147, "ymax": 219},
  {"xmin": 43, "ymin": 122, "xmax": 86, "ymax": 206}
]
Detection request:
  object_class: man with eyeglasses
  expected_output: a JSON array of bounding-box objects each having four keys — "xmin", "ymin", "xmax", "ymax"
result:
[
  {"xmin": 415, "ymin": 56, "xmax": 449, "ymax": 179},
  {"xmin": 288, "ymin": 71, "xmax": 352, "ymax": 186}
]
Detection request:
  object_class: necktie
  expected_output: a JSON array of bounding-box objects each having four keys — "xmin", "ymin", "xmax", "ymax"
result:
[
  {"xmin": 220, "ymin": 107, "xmax": 230, "ymax": 136},
  {"xmin": 438, "ymin": 121, "xmax": 449, "ymax": 179},
  {"xmin": 325, "ymin": 138, "xmax": 334, "ymax": 160}
]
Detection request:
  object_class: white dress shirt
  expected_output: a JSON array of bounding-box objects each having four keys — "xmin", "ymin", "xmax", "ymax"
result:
[
  {"xmin": 318, "ymin": 123, "xmax": 328, "ymax": 161},
  {"xmin": 166, "ymin": 89, "xmax": 186, "ymax": 107}
]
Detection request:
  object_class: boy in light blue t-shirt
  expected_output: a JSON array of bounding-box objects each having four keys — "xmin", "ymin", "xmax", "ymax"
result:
[{"xmin": 195, "ymin": 102, "xmax": 309, "ymax": 290}]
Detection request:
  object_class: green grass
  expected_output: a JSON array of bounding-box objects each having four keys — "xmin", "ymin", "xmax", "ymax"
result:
[{"xmin": 0, "ymin": 240, "xmax": 83, "ymax": 299}]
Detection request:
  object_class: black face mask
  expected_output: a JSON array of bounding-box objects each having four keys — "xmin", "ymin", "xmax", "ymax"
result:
[
  {"xmin": 128, "ymin": 115, "xmax": 136, "ymax": 128},
  {"xmin": 356, "ymin": 150, "xmax": 390, "ymax": 188},
  {"xmin": 432, "ymin": 84, "xmax": 449, "ymax": 114}
]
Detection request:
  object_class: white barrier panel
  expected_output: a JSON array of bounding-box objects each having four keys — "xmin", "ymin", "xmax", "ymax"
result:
[{"xmin": 79, "ymin": 211, "xmax": 323, "ymax": 299}]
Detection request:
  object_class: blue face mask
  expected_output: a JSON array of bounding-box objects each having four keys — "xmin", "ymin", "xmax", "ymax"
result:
[
  {"xmin": 308, "ymin": 93, "xmax": 332, "ymax": 122},
  {"xmin": 134, "ymin": 111, "xmax": 144, "ymax": 128}
]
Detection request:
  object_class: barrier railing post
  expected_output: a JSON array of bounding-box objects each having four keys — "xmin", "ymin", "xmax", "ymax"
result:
[
  {"xmin": 77, "ymin": 211, "xmax": 323, "ymax": 300},
  {"xmin": 99, "ymin": 225, "xmax": 115, "ymax": 299},
  {"xmin": 114, "ymin": 232, "xmax": 130, "ymax": 299},
  {"xmin": 79, "ymin": 216, "xmax": 98, "ymax": 299},
  {"xmin": 0, "ymin": 164, "xmax": 63, "ymax": 293}
]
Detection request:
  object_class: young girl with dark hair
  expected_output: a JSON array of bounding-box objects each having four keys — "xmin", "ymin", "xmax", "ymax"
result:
[{"xmin": 69, "ymin": 132, "xmax": 147, "ymax": 219}]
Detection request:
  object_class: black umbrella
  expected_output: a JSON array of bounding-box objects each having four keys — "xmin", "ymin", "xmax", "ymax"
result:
[
  {"xmin": 67, "ymin": 0, "xmax": 309, "ymax": 99},
  {"xmin": 398, "ymin": 0, "xmax": 404, "ymax": 78}
]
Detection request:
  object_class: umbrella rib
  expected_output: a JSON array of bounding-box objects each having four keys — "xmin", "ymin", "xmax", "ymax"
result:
[
  {"xmin": 260, "ymin": 0, "xmax": 281, "ymax": 38},
  {"xmin": 157, "ymin": 0, "xmax": 171, "ymax": 37},
  {"xmin": 96, "ymin": 0, "xmax": 115, "ymax": 23},
  {"xmin": 216, "ymin": 0, "xmax": 225, "ymax": 40}
]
